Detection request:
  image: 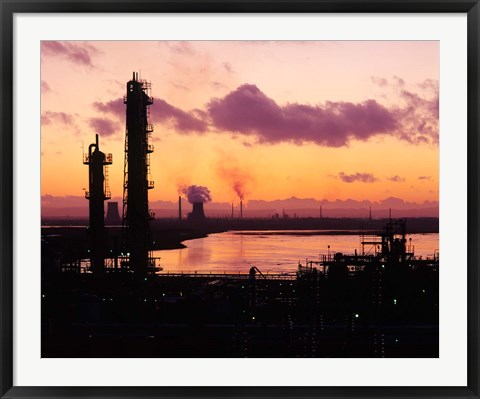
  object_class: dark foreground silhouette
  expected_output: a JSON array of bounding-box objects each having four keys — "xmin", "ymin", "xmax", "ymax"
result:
[{"xmin": 42, "ymin": 219, "xmax": 438, "ymax": 358}]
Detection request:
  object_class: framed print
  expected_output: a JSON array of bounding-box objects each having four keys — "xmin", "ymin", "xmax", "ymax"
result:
[{"xmin": 1, "ymin": 1, "xmax": 479, "ymax": 398}]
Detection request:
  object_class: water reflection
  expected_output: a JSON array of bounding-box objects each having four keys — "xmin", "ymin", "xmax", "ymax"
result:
[{"xmin": 153, "ymin": 231, "xmax": 439, "ymax": 274}]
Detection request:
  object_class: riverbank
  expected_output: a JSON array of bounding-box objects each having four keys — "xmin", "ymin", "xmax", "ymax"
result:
[
  {"xmin": 43, "ymin": 216, "xmax": 438, "ymax": 233},
  {"xmin": 42, "ymin": 217, "xmax": 438, "ymax": 258}
]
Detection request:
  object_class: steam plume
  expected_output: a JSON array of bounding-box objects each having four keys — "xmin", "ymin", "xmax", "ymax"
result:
[
  {"xmin": 182, "ymin": 185, "xmax": 212, "ymax": 204},
  {"xmin": 216, "ymin": 164, "xmax": 252, "ymax": 201}
]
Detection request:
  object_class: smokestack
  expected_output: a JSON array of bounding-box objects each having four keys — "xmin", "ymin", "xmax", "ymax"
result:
[
  {"xmin": 240, "ymin": 200, "xmax": 243, "ymax": 220},
  {"xmin": 231, "ymin": 202, "xmax": 234, "ymax": 219},
  {"xmin": 178, "ymin": 196, "xmax": 182, "ymax": 220}
]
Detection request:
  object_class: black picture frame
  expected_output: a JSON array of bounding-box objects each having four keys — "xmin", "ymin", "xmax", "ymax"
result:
[{"xmin": 1, "ymin": 1, "xmax": 479, "ymax": 398}]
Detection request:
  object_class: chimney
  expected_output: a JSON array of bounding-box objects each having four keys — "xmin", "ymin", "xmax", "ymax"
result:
[
  {"xmin": 178, "ymin": 196, "xmax": 182, "ymax": 220},
  {"xmin": 240, "ymin": 200, "xmax": 243, "ymax": 220}
]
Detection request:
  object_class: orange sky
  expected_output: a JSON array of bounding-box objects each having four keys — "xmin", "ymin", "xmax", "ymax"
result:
[{"xmin": 41, "ymin": 41, "xmax": 438, "ymax": 205}]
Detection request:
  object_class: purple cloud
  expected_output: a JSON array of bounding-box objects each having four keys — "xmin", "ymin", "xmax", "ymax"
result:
[
  {"xmin": 93, "ymin": 98, "xmax": 124, "ymax": 118},
  {"xmin": 418, "ymin": 79, "xmax": 437, "ymax": 91},
  {"xmin": 388, "ymin": 175, "xmax": 406, "ymax": 182},
  {"xmin": 42, "ymin": 111, "xmax": 81, "ymax": 135},
  {"xmin": 88, "ymin": 118, "xmax": 119, "ymax": 137},
  {"xmin": 416, "ymin": 135, "xmax": 430, "ymax": 144},
  {"xmin": 338, "ymin": 172, "xmax": 378, "ymax": 183},
  {"xmin": 223, "ymin": 62, "xmax": 234, "ymax": 74},
  {"xmin": 211, "ymin": 81, "xmax": 228, "ymax": 91},
  {"xmin": 42, "ymin": 41, "xmax": 97, "ymax": 67},
  {"xmin": 151, "ymin": 99, "xmax": 208, "ymax": 133},
  {"xmin": 41, "ymin": 81, "xmax": 51, "ymax": 93},
  {"xmin": 418, "ymin": 176, "xmax": 432, "ymax": 181},
  {"xmin": 371, "ymin": 76, "xmax": 388, "ymax": 87},
  {"xmin": 92, "ymin": 96, "xmax": 207, "ymax": 133},
  {"xmin": 370, "ymin": 76, "xmax": 438, "ymax": 145},
  {"xmin": 392, "ymin": 75, "xmax": 405, "ymax": 87},
  {"xmin": 89, "ymin": 79, "xmax": 438, "ymax": 147},
  {"xmin": 41, "ymin": 111, "xmax": 75, "ymax": 126},
  {"xmin": 394, "ymin": 85, "xmax": 439, "ymax": 144},
  {"xmin": 171, "ymin": 82, "xmax": 190, "ymax": 91},
  {"xmin": 166, "ymin": 42, "xmax": 195, "ymax": 55},
  {"xmin": 401, "ymin": 89, "xmax": 439, "ymax": 119},
  {"xmin": 208, "ymin": 84, "xmax": 398, "ymax": 147},
  {"xmin": 372, "ymin": 75, "xmax": 405, "ymax": 88}
]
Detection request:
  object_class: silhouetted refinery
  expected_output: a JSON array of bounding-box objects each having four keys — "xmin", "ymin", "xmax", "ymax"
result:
[{"xmin": 42, "ymin": 73, "xmax": 439, "ymax": 358}]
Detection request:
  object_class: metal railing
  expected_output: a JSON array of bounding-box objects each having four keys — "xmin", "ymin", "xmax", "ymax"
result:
[{"xmin": 157, "ymin": 272, "xmax": 296, "ymax": 281}]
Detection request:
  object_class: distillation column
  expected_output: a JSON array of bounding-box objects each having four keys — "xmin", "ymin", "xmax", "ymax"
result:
[
  {"xmin": 122, "ymin": 72, "xmax": 155, "ymax": 277},
  {"xmin": 83, "ymin": 134, "xmax": 112, "ymax": 273}
]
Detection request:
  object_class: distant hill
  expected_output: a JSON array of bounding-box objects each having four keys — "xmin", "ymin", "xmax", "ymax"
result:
[{"xmin": 42, "ymin": 195, "xmax": 438, "ymax": 219}]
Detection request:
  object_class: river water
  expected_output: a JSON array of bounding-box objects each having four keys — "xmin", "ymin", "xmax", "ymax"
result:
[{"xmin": 153, "ymin": 230, "xmax": 439, "ymax": 274}]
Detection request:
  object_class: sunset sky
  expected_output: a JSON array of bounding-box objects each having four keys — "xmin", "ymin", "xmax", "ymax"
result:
[{"xmin": 41, "ymin": 41, "xmax": 439, "ymax": 208}]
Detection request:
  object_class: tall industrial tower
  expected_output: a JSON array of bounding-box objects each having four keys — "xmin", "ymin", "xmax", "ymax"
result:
[
  {"xmin": 122, "ymin": 72, "xmax": 155, "ymax": 277},
  {"xmin": 83, "ymin": 134, "xmax": 112, "ymax": 273}
]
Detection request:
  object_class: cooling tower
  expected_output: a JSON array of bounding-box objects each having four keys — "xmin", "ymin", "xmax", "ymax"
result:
[
  {"xmin": 105, "ymin": 202, "xmax": 121, "ymax": 225},
  {"xmin": 187, "ymin": 202, "xmax": 206, "ymax": 222}
]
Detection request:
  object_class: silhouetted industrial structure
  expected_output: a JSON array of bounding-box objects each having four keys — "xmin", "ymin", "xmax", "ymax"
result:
[
  {"xmin": 188, "ymin": 202, "xmax": 206, "ymax": 222},
  {"xmin": 83, "ymin": 134, "xmax": 112, "ymax": 273},
  {"xmin": 105, "ymin": 202, "xmax": 121, "ymax": 225},
  {"xmin": 122, "ymin": 72, "xmax": 155, "ymax": 277},
  {"xmin": 46, "ymin": 217, "xmax": 438, "ymax": 358},
  {"xmin": 42, "ymin": 73, "xmax": 439, "ymax": 359},
  {"xmin": 178, "ymin": 196, "xmax": 182, "ymax": 220}
]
